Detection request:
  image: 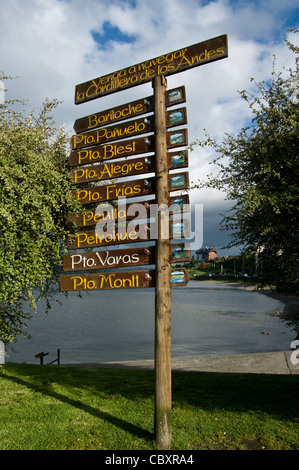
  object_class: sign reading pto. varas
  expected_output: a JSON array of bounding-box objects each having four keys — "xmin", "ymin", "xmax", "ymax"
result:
[{"xmin": 75, "ymin": 35, "xmax": 228, "ymax": 103}]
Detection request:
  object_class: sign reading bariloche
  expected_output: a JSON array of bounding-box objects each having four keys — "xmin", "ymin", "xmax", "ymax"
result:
[
  {"xmin": 75, "ymin": 35, "xmax": 227, "ymax": 104},
  {"xmin": 73, "ymin": 86, "xmax": 186, "ymax": 133}
]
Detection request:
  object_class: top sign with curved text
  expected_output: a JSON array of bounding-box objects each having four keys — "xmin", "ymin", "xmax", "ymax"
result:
[{"xmin": 75, "ymin": 34, "xmax": 228, "ymax": 104}]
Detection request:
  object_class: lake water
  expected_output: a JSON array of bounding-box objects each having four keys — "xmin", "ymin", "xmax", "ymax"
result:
[{"xmin": 6, "ymin": 281, "xmax": 297, "ymax": 365}]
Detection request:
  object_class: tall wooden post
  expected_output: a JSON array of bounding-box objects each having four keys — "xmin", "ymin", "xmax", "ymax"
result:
[{"xmin": 153, "ymin": 75, "xmax": 172, "ymax": 450}]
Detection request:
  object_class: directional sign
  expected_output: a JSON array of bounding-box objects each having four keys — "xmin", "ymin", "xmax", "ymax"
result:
[
  {"xmin": 67, "ymin": 219, "xmax": 190, "ymax": 250},
  {"xmin": 66, "ymin": 194, "xmax": 190, "ymax": 228},
  {"xmin": 60, "ymin": 268, "xmax": 190, "ymax": 291},
  {"xmin": 75, "ymin": 177, "xmax": 155, "ymax": 205},
  {"xmin": 70, "ymin": 155, "xmax": 154, "ymax": 185},
  {"xmin": 67, "ymin": 223, "xmax": 151, "ymax": 250},
  {"xmin": 66, "ymin": 200, "xmax": 151, "ymax": 228},
  {"xmin": 70, "ymin": 151, "xmax": 188, "ymax": 185},
  {"xmin": 74, "ymin": 171, "xmax": 188, "ymax": 206},
  {"xmin": 71, "ymin": 116, "xmax": 154, "ymax": 150},
  {"xmin": 69, "ymin": 136, "xmax": 154, "ymax": 167},
  {"xmin": 75, "ymin": 35, "xmax": 228, "ymax": 104},
  {"xmin": 63, "ymin": 243, "xmax": 190, "ymax": 272},
  {"xmin": 71, "ymin": 108, "xmax": 186, "ymax": 151},
  {"xmin": 73, "ymin": 86, "xmax": 186, "ymax": 133}
]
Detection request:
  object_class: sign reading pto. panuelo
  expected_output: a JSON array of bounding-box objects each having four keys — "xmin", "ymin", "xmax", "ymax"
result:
[{"xmin": 75, "ymin": 34, "xmax": 228, "ymax": 104}]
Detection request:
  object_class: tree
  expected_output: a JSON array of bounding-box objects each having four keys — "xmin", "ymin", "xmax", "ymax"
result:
[
  {"xmin": 0, "ymin": 74, "xmax": 80, "ymax": 344},
  {"xmin": 191, "ymin": 31, "xmax": 299, "ymax": 291}
]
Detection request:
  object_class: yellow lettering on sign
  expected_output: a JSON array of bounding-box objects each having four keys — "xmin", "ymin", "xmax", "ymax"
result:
[
  {"xmin": 87, "ymin": 103, "xmax": 144, "ymax": 129},
  {"xmin": 74, "ymin": 228, "xmax": 140, "ymax": 248},
  {"xmin": 69, "ymin": 273, "xmax": 140, "ymax": 290},
  {"xmin": 98, "ymin": 273, "xmax": 139, "ymax": 289},
  {"xmin": 72, "ymin": 121, "xmax": 148, "ymax": 149}
]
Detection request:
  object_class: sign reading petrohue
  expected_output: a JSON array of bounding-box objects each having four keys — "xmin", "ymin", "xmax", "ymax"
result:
[
  {"xmin": 60, "ymin": 268, "xmax": 190, "ymax": 291},
  {"xmin": 73, "ymin": 86, "xmax": 186, "ymax": 133},
  {"xmin": 69, "ymin": 136, "xmax": 154, "ymax": 167},
  {"xmin": 67, "ymin": 218, "xmax": 190, "ymax": 250},
  {"xmin": 63, "ymin": 243, "xmax": 190, "ymax": 272},
  {"xmin": 68, "ymin": 223, "xmax": 150, "ymax": 250},
  {"xmin": 75, "ymin": 35, "xmax": 228, "ymax": 104}
]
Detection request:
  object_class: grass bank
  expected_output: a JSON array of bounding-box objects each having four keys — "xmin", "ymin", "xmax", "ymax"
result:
[{"xmin": 0, "ymin": 363, "xmax": 298, "ymax": 450}]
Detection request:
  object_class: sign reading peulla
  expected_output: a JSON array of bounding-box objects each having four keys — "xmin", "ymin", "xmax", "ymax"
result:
[
  {"xmin": 75, "ymin": 35, "xmax": 228, "ymax": 104},
  {"xmin": 66, "ymin": 194, "xmax": 190, "ymax": 228}
]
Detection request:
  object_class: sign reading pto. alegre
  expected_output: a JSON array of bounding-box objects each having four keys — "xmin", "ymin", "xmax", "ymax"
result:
[{"xmin": 75, "ymin": 35, "xmax": 228, "ymax": 104}]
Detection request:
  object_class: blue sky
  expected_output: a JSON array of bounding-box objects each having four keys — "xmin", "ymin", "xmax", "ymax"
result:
[{"xmin": 1, "ymin": 0, "xmax": 299, "ymax": 254}]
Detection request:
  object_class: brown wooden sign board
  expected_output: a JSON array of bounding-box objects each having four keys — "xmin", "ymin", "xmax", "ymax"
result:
[
  {"xmin": 73, "ymin": 86, "xmax": 186, "ymax": 133},
  {"xmin": 67, "ymin": 223, "xmax": 151, "ymax": 250},
  {"xmin": 71, "ymin": 116, "xmax": 154, "ymax": 150},
  {"xmin": 75, "ymin": 34, "xmax": 228, "ymax": 104},
  {"xmin": 66, "ymin": 201, "xmax": 151, "ymax": 228},
  {"xmin": 60, "ymin": 268, "xmax": 190, "ymax": 291},
  {"xmin": 66, "ymin": 194, "xmax": 190, "ymax": 228},
  {"xmin": 71, "ymin": 155, "xmax": 155, "ymax": 185},
  {"xmin": 69, "ymin": 135, "xmax": 154, "ymax": 167},
  {"xmin": 74, "ymin": 172, "xmax": 188, "ymax": 206},
  {"xmin": 69, "ymin": 130, "xmax": 187, "ymax": 167},
  {"xmin": 67, "ymin": 219, "xmax": 190, "ymax": 250},
  {"xmin": 70, "ymin": 150, "xmax": 188, "ymax": 185},
  {"xmin": 75, "ymin": 177, "xmax": 156, "ymax": 206},
  {"xmin": 63, "ymin": 243, "xmax": 190, "ymax": 272},
  {"xmin": 71, "ymin": 109, "xmax": 186, "ymax": 151}
]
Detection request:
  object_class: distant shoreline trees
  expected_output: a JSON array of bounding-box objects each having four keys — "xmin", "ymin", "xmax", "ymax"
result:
[{"xmin": 190, "ymin": 30, "xmax": 299, "ymax": 293}]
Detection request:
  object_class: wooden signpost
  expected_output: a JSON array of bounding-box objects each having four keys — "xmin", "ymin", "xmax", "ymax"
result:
[{"xmin": 62, "ymin": 34, "xmax": 228, "ymax": 450}]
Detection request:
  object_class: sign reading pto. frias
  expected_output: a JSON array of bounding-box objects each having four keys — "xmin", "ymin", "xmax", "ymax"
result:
[{"xmin": 75, "ymin": 35, "xmax": 228, "ymax": 104}]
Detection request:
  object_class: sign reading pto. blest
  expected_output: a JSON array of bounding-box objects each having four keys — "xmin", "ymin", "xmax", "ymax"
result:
[{"xmin": 75, "ymin": 34, "xmax": 228, "ymax": 104}]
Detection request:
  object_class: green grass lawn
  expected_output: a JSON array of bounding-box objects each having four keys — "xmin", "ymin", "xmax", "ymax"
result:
[{"xmin": 0, "ymin": 363, "xmax": 298, "ymax": 450}]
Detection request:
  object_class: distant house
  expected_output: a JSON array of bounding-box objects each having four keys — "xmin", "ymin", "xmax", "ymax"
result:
[{"xmin": 196, "ymin": 246, "xmax": 218, "ymax": 263}]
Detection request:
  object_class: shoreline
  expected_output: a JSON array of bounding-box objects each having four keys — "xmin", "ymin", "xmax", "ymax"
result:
[
  {"xmin": 191, "ymin": 278, "xmax": 299, "ymax": 301},
  {"xmin": 65, "ymin": 351, "xmax": 299, "ymax": 375}
]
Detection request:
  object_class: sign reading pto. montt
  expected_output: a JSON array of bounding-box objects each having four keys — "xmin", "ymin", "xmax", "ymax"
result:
[{"xmin": 75, "ymin": 35, "xmax": 228, "ymax": 104}]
